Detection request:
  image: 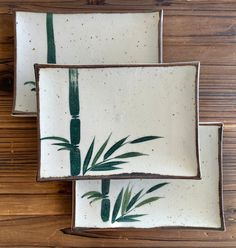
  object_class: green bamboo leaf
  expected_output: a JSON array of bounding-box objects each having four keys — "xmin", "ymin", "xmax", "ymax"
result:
[
  {"xmin": 46, "ymin": 13, "xmax": 56, "ymax": 63},
  {"xmin": 57, "ymin": 147, "xmax": 72, "ymax": 151},
  {"xmin": 41, "ymin": 136, "xmax": 69, "ymax": 143},
  {"xmin": 24, "ymin": 81, "xmax": 36, "ymax": 86},
  {"xmin": 69, "ymin": 68, "xmax": 79, "ymax": 117},
  {"xmin": 112, "ymin": 188, "xmax": 123, "ymax": 223},
  {"xmin": 104, "ymin": 136, "xmax": 129, "ymax": 160},
  {"xmin": 91, "ymin": 133, "xmax": 112, "ymax": 166},
  {"xmin": 90, "ymin": 197, "xmax": 103, "ymax": 205},
  {"xmin": 87, "ymin": 192, "xmax": 103, "ymax": 199},
  {"xmin": 115, "ymin": 214, "xmax": 146, "ymax": 223},
  {"xmin": 89, "ymin": 165, "xmax": 121, "ymax": 171},
  {"xmin": 83, "ymin": 138, "xmax": 95, "ymax": 175},
  {"xmin": 115, "ymin": 152, "xmax": 147, "ymax": 159},
  {"xmin": 121, "ymin": 185, "xmax": 132, "ymax": 215},
  {"xmin": 146, "ymin": 183, "xmax": 169, "ymax": 194},
  {"xmin": 98, "ymin": 161, "xmax": 127, "ymax": 166},
  {"xmin": 126, "ymin": 189, "xmax": 143, "ymax": 211},
  {"xmin": 51, "ymin": 143, "xmax": 75, "ymax": 149},
  {"xmin": 52, "ymin": 142, "xmax": 72, "ymax": 146},
  {"xmin": 91, "ymin": 161, "xmax": 127, "ymax": 171},
  {"xmin": 82, "ymin": 191, "xmax": 102, "ymax": 198},
  {"xmin": 130, "ymin": 136, "xmax": 163, "ymax": 144},
  {"xmin": 135, "ymin": 197, "xmax": 161, "ymax": 208}
]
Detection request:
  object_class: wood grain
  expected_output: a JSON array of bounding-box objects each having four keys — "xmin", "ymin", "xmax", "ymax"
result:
[{"xmin": 0, "ymin": 0, "xmax": 236, "ymax": 247}]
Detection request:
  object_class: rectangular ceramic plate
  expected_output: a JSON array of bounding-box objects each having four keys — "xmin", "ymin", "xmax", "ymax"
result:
[
  {"xmin": 70, "ymin": 123, "xmax": 224, "ymax": 231},
  {"xmin": 13, "ymin": 10, "xmax": 163, "ymax": 116},
  {"xmin": 36, "ymin": 62, "xmax": 200, "ymax": 180}
]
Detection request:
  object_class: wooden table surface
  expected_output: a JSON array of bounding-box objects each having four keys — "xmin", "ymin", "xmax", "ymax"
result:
[{"xmin": 1, "ymin": 0, "xmax": 236, "ymax": 247}]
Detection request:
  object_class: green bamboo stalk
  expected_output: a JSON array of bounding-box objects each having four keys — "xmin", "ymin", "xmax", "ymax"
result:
[
  {"xmin": 70, "ymin": 149, "xmax": 81, "ymax": 176},
  {"xmin": 101, "ymin": 179, "xmax": 110, "ymax": 222},
  {"xmin": 46, "ymin": 13, "xmax": 56, "ymax": 63},
  {"xmin": 69, "ymin": 68, "xmax": 80, "ymax": 117},
  {"xmin": 70, "ymin": 119, "xmax": 80, "ymax": 145},
  {"xmin": 69, "ymin": 68, "xmax": 81, "ymax": 176}
]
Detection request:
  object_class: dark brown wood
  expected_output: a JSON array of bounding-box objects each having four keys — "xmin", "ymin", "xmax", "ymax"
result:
[
  {"xmin": 35, "ymin": 62, "xmax": 200, "ymax": 181},
  {"xmin": 0, "ymin": 0, "xmax": 236, "ymax": 247}
]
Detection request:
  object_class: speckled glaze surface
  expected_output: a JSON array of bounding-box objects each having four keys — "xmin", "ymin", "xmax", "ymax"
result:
[
  {"xmin": 13, "ymin": 11, "xmax": 162, "ymax": 115},
  {"xmin": 73, "ymin": 124, "xmax": 223, "ymax": 229},
  {"xmin": 37, "ymin": 63, "xmax": 199, "ymax": 180}
]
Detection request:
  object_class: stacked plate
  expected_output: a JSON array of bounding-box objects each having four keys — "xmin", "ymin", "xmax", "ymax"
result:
[{"xmin": 12, "ymin": 10, "xmax": 225, "ymax": 234}]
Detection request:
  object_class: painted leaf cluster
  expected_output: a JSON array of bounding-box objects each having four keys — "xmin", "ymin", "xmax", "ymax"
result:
[
  {"xmin": 41, "ymin": 136, "xmax": 79, "ymax": 152},
  {"xmin": 82, "ymin": 190, "xmax": 104, "ymax": 204},
  {"xmin": 82, "ymin": 179, "xmax": 111, "ymax": 222},
  {"xmin": 82, "ymin": 134, "xmax": 162, "ymax": 175},
  {"xmin": 111, "ymin": 182, "xmax": 169, "ymax": 223},
  {"xmin": 82, "ymin": 181, "xmax": 169, "ymax": 224},
  {"xmin": 41, "ymin": 133, "xmax": 162, "ymax": 177}
]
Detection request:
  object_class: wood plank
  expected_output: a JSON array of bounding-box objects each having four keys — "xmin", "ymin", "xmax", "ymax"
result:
[
  {"xmin": 0, "ymin": 0, "xmax": 236, "ymax": 247},
  {"xmin": 0, "ymin": 195, "xmax": 71, "ymax": 215},
  {"xmin": 164, "ymin": 44, "xmax": 236, "ymax": 65},
  {"xmin": 0, "ymin": 182, "xmax": 71, "ymax": 194},
  {"xmin": 1, "ymin": 204, "xmax": 236, "ymax": 247},
  {"xmin": 165, "ymin": 15, "xmax": 236, "ymax": 37},
  {"xmin": 0, "ymin": 14, "xmax": 13, "ymax": 43},
  {"xmin": 0, "ymin": 0, "xmax": 234, "ymax": 11},
  {"xmin": 0, "ymin": 0, "xmax": 236, "ymax": 16}
]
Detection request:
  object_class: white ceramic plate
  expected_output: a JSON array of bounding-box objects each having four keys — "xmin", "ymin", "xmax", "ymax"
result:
[
  {"xmin": 13, "ymin": 10, "xmax": 163, "ymax": 115},
  {"xmin": 36, "ymin": 63, "xmax": 200, "ymax": 180},
  {"xmin": 72, "ymin": 123, "xmax": 224, "ymax": 230}
]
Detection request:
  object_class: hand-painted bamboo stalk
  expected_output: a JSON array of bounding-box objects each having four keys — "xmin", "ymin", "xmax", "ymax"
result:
[
  {"xmin": 46, "ymin": 13, "xmax": 56, "ymax": 64},
  {"xmin": 101, "ymin": 179, "xmax": 110, "ymax": 222},
  {"xmin": 69, "ymin": 68, "xmax": 81, "ymax": 176}
]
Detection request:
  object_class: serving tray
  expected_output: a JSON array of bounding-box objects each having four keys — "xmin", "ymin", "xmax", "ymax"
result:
[
  {"xmin": 36, "ymin": 63, "xmax": 200, "ymax": 180},
  {"xmin": 69, "ymin": 123, "xmax": 224, "ymax": 232},
  {"xmin": 13, "ymin": 10, "xmax": 163, "ymax": 116}
]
